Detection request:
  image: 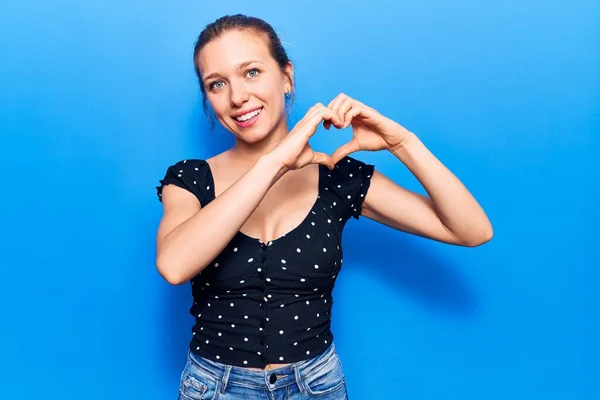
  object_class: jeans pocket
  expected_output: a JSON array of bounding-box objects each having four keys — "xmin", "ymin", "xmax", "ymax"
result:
[
  {"xmin": 303, "ymin": 353, "xmax": 346, "ymax": 396},
  {"xmin": 178, "ymin": 359, "xmax": 220, "ymax": 400}
]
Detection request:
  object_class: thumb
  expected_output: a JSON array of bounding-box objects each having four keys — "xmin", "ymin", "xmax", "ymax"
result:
[
  {"xmin": 330, "ymin": 140, "xmax": 360, "ymax": 165},
  {"xmin": 312, "ymin": 151, "xmax": 335, "ymax": 170}
]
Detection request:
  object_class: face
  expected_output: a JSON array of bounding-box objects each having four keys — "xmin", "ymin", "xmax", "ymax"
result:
[{"xmin": 197, "ymin": 30, "xmax": 293, "ymax": 143}]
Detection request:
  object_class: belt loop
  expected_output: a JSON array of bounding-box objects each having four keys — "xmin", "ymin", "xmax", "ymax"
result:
[
  {"xmin": 220, "ymin": 365, "xmax": 231, "ymax": 394},
  {"xmin": 292, "ymin": 364, "xmax": 305, "ymax": 394}
]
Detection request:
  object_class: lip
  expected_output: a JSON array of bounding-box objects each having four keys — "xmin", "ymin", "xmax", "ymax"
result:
[
  {"xmin": 232, "ymin": 107, "xmax": 263, "ymax": 118},
  {"xmin": 233, "ymin": 107, "xmax": 263, "ymax": 128}
]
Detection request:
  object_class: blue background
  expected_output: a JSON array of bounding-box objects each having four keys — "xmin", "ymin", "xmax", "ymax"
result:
[{"xmin": 1, "ymin": 1, "xmax": 598, "ymax": 399}]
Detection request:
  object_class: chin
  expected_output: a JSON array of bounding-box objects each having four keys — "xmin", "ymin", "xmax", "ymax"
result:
[
  {"xmin": 244, "ymin": 130, "xmax": 273, "ymax": 143},
  {"xmin": 229, "ymin": 127, "xmax": 269, "ymax": 144},
  {"xmin": 224, "ymin": 112, "xmax": 284, "ymax": 143},
  {"xmin": 235, "ymin": 124, "xmax": 279, "ymax": 144}
]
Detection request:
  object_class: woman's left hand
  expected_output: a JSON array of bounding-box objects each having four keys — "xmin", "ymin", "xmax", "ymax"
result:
[{"xmin": 323, "ymin": 93, "xmax": 415, "ymax": 164}]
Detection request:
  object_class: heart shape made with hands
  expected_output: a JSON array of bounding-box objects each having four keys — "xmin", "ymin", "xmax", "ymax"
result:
[{"xmin": 316, "ymin": 93, "xmax": 412, "ymax": 165}]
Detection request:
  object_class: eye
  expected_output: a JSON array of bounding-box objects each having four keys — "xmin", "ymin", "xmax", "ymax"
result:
[
  {"xmin": 246, "ymin": 68, "xmax": 260, "ymax": 78},
  {"xmin": 207, "ymin": 69, "xmax": 259, "ymax": 91},
  {"xmin": 208, "ymin": 81, "xmax": 224, "ymax": 91}
]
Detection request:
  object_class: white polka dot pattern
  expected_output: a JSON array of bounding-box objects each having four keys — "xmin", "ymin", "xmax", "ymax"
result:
[{"xmin": 155, "ymin": 156, "xmax": 374, "ymax": 368}]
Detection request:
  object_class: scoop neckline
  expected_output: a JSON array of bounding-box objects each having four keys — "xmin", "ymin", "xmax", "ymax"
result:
[{"xmin": 203, "ymin": 160, "xmax": 323, "ymax": 246}]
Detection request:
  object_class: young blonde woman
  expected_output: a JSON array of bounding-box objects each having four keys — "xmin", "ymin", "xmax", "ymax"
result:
[{"xmin": 156, "ymin": 14, "xmax": 492, "ymax": 400}]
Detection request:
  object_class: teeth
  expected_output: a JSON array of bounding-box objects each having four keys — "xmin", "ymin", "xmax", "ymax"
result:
[{"xmin": 235, "ymin": 108, "xmax": 262, "ymax": 122}]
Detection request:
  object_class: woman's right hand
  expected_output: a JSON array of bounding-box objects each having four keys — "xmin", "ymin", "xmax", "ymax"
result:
[{"xmin": 267, "ymin": 103, "xmax": 344, "ymax": 171}]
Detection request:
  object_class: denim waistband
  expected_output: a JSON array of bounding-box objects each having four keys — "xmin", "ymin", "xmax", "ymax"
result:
[{"xmin": 186, "ymin": 341, "xmax": 338, "ymax": 391}]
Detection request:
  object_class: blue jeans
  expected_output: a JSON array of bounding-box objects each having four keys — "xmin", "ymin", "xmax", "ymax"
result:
[{"xmin": 178, "ymin": 342, "xmax": 349, "ymax": 399}]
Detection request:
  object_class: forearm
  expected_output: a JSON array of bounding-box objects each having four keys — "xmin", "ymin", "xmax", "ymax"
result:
[
  {"xmin": 389, "ymin": 132, "xmax": 493, "ymax": 245},
  {"xmin": 158, "ymin": 155, "xmax": 289, "ymax": 284}
]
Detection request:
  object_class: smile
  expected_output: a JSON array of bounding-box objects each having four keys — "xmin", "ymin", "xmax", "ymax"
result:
[
  {"xmin": 235, "ymin": 107, "xmax": 263, "ymax": 122},
  {"xmin": 233, "ymin": 107, "xmax": 263, "ymax": 128}
]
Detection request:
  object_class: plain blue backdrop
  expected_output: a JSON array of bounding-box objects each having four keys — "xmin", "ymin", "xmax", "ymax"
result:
[{"xmin": 1, "ymin": 1, "xmax": 598, "ymax": 399}]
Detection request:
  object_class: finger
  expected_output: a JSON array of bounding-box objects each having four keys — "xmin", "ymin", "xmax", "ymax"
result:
[
  {"xmin": 323, "ymin": 107, "xmax": 344, "ymax": 130},
  {"xmin": 305, "ymin": 102, "xmax": 325, "ymax": 118},
  {"xmin": 343, "ymin": 105, "xmax": 362, "ymax": 128},
  {"xmin": 312, "ymin": 151, "xmax": 335, "ymax": 170},
  {"xmin": 313, "ymin": 102, "xmax": 343, "ymax": 130},
  {"xmin": 328, "ymin": 93, "xmax": 347, "ymax": 122},
  {"xmin": 338, "ymin": 98, "xmax": 354, "ymax": 127},
  {"xmin": 330, "ymin": 140, "xmax": 361, "ymax": 165},
  {"xmin": 315, "ymin": 106, "xmax": 344, "ymax": 130},
  {"xmin": 310, "ymin": 103, "xmax": 333, "ymax": 121},
  {"xmin": 303, "ymin": 103, "xmax": 330, "ymax": 130},
  {"xmin": 300, "ymin": 107, "xmax": 342, "ymax": 139},
  {"xmin": 327, "ymin": 92, "xmax": 346, "ymax": 110}
]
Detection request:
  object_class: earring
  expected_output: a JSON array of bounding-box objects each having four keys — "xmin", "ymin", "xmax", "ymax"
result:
[{"xmin": 284, "ymin": 92, "xmax": 291, "ymax": 99}]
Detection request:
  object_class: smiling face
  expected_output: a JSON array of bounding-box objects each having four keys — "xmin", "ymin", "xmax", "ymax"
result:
[{"xmin": 196, "ymin": 30, "xmax": 293, "ymax": 144}]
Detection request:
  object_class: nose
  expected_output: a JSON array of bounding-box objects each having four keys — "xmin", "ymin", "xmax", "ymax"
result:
[{"xmin": 229, "ymin": 82, "xmax": 250, "ymax": 107}]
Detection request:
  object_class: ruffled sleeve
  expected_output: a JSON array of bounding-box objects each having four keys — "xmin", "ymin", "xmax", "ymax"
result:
[
  {"xmin": 326, "ymin": 155, "xmax": 375, "ymax": 220},
  {"xmin": 156, "ymin": 159, "xmax": 209, "ymax": 206}
]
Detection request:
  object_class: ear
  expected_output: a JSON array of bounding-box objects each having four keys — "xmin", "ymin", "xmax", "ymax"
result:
[{"xmin": 283, "ymin": 61, "xmax": 294, "ymax": 92}]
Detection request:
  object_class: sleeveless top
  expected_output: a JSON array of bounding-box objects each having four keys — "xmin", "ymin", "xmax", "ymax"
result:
[{"xmin": 156, "ymin": 155, "xmax": 374, "ymax": 368}]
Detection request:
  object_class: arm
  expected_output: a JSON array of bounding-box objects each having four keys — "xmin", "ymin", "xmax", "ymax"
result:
[
  {"xmin": 156, "ymin": 103, "xmax": 344, "ymax": 285},
  {"xmin": 156, "ymin": 156, "xmax": 288, "ymax": 285},
  {"xmin": 361, "ymin": 133, "xmax": 493, "ymax": 247}
]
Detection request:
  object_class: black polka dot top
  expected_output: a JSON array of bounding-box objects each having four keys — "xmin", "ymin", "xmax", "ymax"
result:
[{"xmin": 156, "ymin": 155, "xmax": 374, "ymax": 368}]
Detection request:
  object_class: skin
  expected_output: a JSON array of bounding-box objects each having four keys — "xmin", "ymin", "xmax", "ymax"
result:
[
  {"xmin": 196, "ymin": 30, "xmax": 318, "ymax": 371},
  {"xmin": 198, "ymin": 30, "xmax": 294, "ymax": 166},
  {"xmin": 162, "ymin": 28, "xmax": 493, "ymax": 371}
]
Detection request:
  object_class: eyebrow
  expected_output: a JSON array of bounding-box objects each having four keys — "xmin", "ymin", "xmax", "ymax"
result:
[{"xmin": 203, "ymin": 60, "xmax": 264, "ymax": 83}]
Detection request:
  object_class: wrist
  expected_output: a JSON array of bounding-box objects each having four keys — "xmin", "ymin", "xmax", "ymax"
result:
[
  {"xmin": 388, "ymin": 131, "xmax": 419, "ymax": 155},
  {"xmin": 257, "ymin": 153, "xmax": 290, "ymax": 181}
]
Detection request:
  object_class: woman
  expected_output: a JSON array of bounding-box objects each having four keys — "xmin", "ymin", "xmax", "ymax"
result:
[{"xmin": 156, "ymin": 14, "xmax": 492, "ymax": 400}]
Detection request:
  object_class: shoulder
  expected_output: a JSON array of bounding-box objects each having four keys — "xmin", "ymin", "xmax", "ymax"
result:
[
  {"xmin": 156, "ymin": 158, "xmax": 210, "ymax": 204},
  {"xmin": 338, "ymin": 155, "xmax": 372, "ymax": 169},
  {"xmin": 321, "ymin": 155, "xmax": 375, "ymax": 220},
  {"xmin": 163, "ymin": 158, "xmax": 211, "ymax": 183},
  {"xmin": 166, "ymin": 158, "xmax": 209, "ymax": 173},
  {"xmin": 328, "ymin": 155, "xmax": 375, "ymax": 181}
]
